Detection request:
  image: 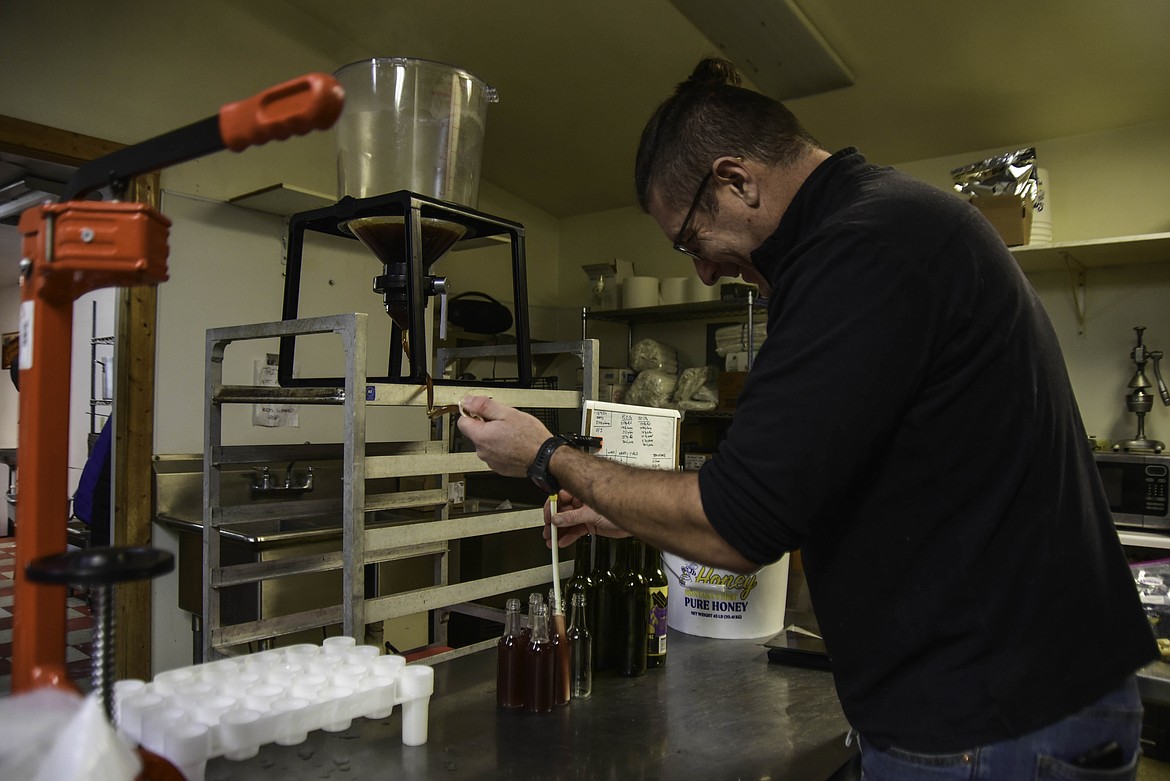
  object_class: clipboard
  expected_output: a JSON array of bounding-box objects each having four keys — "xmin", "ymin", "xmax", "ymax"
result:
[{"xmin": 582, "ymin": 400, "xmax": 681, "ymax": 471}]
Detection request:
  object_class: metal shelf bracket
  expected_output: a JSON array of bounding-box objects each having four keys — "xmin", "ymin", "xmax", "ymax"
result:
[{"xmin": 1060, "ymin": 250, "xmax": 1087, "ymax": 336}]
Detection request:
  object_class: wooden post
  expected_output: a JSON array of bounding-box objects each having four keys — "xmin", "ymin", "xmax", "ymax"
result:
[
  {"xmin": 0, "ymin": 116, "xmax": 159, "ymax": 679},
  {"xmin": 115, "ymin": 172, "xmax": 162, "ymax": 681}
]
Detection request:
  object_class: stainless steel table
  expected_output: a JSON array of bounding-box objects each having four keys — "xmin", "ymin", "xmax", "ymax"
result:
[
  {"xmin": 1139, "ymin": 661, "xmax": 1170, "ymax": 705},
  {"xmin": 206, "ymin": 632, "xmax": 854, "ymax": 780}
]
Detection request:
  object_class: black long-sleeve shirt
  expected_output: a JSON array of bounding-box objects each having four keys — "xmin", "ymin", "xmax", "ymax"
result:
[{"xmin": 698, "ymin": 148, "xmax": 1156, "ymax": 752}]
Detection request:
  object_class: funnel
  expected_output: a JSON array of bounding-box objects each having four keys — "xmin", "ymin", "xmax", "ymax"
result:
[{"xmin": 333, "ymin": 57, "xmax": 498, "ymax": 268}]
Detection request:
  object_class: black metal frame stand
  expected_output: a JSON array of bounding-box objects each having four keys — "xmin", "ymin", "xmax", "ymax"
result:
[{"xmin": 279, "ymin": 190, "xmax": 533, "ymax": 387}]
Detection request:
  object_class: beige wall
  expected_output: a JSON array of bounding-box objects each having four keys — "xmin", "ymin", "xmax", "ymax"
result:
[{"xmin": 894, "ymin": 119, "xmax": 1170, "ymax": 241}]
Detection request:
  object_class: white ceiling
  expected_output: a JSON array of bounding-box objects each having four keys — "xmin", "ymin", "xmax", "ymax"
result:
[{"xmin": 3, "ymin": 0, "xmax": 1170, "ymax": 221}]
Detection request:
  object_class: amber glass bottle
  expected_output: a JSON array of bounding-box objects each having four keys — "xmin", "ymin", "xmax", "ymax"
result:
[
  {"xmin": 548, "ymin": 589, "xmax": 569, "ymax": 705},
  {"xmin": 496, "ymin": 598, "xmax": 524, "ymax": 708},
  {"xmin": 524, "ymin": 603, "xmax": 554, "ymax": 713}
]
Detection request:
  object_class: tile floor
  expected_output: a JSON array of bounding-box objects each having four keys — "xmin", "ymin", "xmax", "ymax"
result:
[{"xmin": 0, "ymin": 539, "xmax": 95, "ymax": 696}]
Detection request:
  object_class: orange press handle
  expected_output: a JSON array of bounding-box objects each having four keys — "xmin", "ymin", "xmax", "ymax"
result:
[{"xmin": 219, "ymin": 72, "xmax": 345, "ymax": 152}]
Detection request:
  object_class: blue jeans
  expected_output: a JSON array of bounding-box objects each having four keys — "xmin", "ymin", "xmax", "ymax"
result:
[{"xmin": 858, "ymin": 676, "xmax": 1144, "ymax": 780}]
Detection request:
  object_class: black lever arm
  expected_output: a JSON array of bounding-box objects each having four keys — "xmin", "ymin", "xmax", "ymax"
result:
[
  {"xmin": 1152, "ymin": 351, "xmax": 1170, "ymax": 406},
  {"xmin": 62, "ymin": 72, "xmax": 343, "ymax": 201}
]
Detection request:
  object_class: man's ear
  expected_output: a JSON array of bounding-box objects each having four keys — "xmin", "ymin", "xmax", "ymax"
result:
[{"xmin": 712, "ymin": 155, "xmax": 759, "ymax": 208}]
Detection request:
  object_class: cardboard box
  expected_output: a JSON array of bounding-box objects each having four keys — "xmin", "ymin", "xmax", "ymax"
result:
[
  {"xmin": 598, "ymin": 383, "xmax": 629, "ymax": 403},
  {"xmin": 724, "ymin": 351, "xmax": 759, "ymax": 372},
  {"xmin": 720, "ymin": 282, "xmax": 759, "ymax": 302},
  {"xmin": 683, "ymin": 452, "xmax": 714, "ymax": 471},
  {"xmin": 600, "ymin": 367, "xmax": 636, "ymax": 385},
  {"xmin": 580, "ymin": 367, "xmax": 636, "ymax": 388},
  {"xmin": 972, "ymin": 194, "xmax": 1034, "ymax": 247},
  {"xmin": 718, "ymin": 371, "xmax": 748, "ymax": 410}
]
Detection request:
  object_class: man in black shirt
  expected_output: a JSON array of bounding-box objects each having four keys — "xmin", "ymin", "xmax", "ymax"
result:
[{"xmin": 458, "ymin": 59, "xmax": 1156, "ymax": 778}]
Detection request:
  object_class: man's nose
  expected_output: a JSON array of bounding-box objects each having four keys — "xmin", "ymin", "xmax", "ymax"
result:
[{"xmin": 693, "ymin": 258, "xmax": 720, "ymax": 285}]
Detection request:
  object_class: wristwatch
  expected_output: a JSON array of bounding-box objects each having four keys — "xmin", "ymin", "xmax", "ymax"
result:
[
  {"xmin": 527, "ymin": 435, "xmax": 570, "ymax": 494},
  {"xmin": 526, "ymin": 433, "xmax": 603, "ymax": 494}
]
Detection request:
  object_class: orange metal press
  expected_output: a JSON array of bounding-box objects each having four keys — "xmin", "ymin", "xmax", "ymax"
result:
[{"xmin": 12, "ymin": 69, "xmax": 343, "ymax": 736}]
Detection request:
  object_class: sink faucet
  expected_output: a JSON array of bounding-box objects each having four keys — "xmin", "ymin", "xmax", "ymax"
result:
[
  {"xmin": 284, "ymin": 462, "xmax": 314, "ymax": 491},
  {"xmin": 250, "ymin": 464, "xmax": 313, "ymax": 494},
  {"xmin": 252, "ymin": 466, "xmax": 272, "ymax": 492}
]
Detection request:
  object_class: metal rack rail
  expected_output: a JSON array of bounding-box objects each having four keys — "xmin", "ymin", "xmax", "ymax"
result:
[{"xmin": 203, "ymin": 312, "xmax": 598, "ymax": 663}]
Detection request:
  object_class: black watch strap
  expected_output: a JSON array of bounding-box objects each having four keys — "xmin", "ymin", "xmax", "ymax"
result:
[{"xmin": 527, "ymin": 435, "xmax": 570, "ymax": 494}]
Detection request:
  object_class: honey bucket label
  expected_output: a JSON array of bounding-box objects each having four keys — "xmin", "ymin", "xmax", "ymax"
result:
[
  {"xmin": 665, "ymin": 553, "xmax": 788, "ymax": 639},
  {"xmin": 678, "ymin": 563, "xmax": 759, "ymax": 619}
]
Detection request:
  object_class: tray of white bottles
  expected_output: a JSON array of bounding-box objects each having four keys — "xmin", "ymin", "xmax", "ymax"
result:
[{"xmin": 115, "ymin": 636, "xmax": 434, "ymax": 781}]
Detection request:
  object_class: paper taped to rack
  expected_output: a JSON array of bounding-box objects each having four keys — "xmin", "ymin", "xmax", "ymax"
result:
[{"xmin": 582, "ymin": 400, "xmax": 681, "ymax": 471}]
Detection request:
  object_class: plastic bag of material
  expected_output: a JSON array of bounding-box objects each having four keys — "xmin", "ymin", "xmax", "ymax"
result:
[
  {"xmin": 673, "ymin": 366, "xmax": 719, "ymax": 412},
  {"xmin": 951, "ymin": 147, "xmax": 1038, "ymax": 200},
  {"xmin": 0, "ymin": 689, "xmax": 141, "ymax": 781},
  {"xmin": 713, "ymin": 323, "xmax": 767, "ymax": 357},
  {"xmin": 630, "ymin": 339, "xmax": 679, "ymax": 374},
  {"xmin": 625, "ymin": 369, "xmax": 678, "ymax": 408}
]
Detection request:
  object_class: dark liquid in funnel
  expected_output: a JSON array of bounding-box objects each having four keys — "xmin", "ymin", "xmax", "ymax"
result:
[{"xmin": 347, "ymin": 216, "xmax": 467, "ymax": 268}]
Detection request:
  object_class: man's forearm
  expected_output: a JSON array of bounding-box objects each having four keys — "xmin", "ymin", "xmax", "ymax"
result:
[{"xmin": 549, "ymin": 447, "xmax": 758, "ymax": 573}]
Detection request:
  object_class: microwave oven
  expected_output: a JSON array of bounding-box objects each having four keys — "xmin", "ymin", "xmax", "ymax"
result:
[{"xmin": 1094, "ymin": 452, "xmax": 1170, "ymax": 531}]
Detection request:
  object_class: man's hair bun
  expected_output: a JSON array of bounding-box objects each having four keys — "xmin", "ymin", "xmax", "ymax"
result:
[{"xmin": 680, "ymin": 58, "xmax": 742, "ymax": 91}]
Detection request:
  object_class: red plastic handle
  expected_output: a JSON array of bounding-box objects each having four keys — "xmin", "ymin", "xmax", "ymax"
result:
[{"xmin": 218, "ymin": 72, "xmax": 344, "ymax": 152}]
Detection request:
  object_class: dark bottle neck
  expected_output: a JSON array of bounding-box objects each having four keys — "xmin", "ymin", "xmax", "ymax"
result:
[
  {"xmin": 590, "ymin": 537, "xmax": 612, "ymax": 575},
  {"xmin": 620, "ymin": 538, "xmax": 644, "ymax": 573},
  {"xmin": 574, "ymin": 536, "xmax": 591, "ymax": 571},
  {"xmin": 643, "ymin": 545, "xmax": 663, "ymax": 577}
]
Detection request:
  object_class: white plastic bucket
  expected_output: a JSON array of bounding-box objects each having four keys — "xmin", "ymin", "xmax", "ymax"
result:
[{"xmin": 662, "ymin": 552, "xmax": 789, "ymax": 639}]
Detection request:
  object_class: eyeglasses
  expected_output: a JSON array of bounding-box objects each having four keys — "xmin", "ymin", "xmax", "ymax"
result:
[{"xmin": 672, "ymin": 170, "xmax": 714, "ymax": 261}]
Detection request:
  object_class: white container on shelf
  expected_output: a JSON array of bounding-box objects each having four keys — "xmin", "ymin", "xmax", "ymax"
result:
[
  {"xmin": 622, "ymin": 276, "xmax": 660, "ymax": 309},
  {"xmin": 686, "ymin": 276, "xmax": 720, "ymax": 302},
  {"xmin": 660, "ymin": 277, "xmax": 690, "ymax": 305},
  {"xmin": 1029, "ymin": 167, "xmax": 1052, "ymax": 244}
]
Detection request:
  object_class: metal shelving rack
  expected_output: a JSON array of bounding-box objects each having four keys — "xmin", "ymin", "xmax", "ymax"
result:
[
  {"xmin": 582, "ymin": 293, "xmax": 765, "ymax": 374},
  {"xmin": 203, "ymin": 312, "xmax": 598, "ymax": 662},
  {"xmin": 89, "ymin": 301, "xmax": 114, "ymax": 436}
]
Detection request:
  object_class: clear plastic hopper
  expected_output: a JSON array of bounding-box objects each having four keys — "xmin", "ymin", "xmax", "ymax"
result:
[{"xmin": 333, "ymin": 57, "xmax": 498, "ymax": 271}]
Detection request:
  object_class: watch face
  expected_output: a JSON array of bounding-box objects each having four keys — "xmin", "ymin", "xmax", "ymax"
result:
[{"xmin": 527, "ymin": 468, "xmax": 554, "ymax": 495}]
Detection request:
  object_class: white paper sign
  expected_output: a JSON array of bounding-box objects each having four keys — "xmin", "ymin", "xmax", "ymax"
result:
[
  {"xmin": 583, "ymin": 400, "xmax": 681, "ymax": 471},
  {"xmin": 18, "ymin": 301, "xmax": 33, "ymax": 370},
  {"xmin": 253, "ymin": 354, "xmax": 298, "ymax": 428}
]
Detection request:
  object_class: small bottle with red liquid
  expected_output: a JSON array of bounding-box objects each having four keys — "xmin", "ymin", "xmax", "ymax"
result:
[
  {"xmin": 524, "ymin": 602, "xmax": 554, "ymax": 713},
  {"xmin": 496, "ymin": 598, "xmax": 524, "ymax": 709}
]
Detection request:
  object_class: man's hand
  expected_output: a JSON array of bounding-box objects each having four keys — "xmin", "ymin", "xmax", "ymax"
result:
[
  {"xmin": 543, "ymin": 490, "xmax": 629, "ymax": 548},
  {"xmin": 457, "ymin": 396, "xmax": 759, "ymax": 574},
  {"xmin": 456, "ymin": 395, "xmax": 553, "ymax": 478}
]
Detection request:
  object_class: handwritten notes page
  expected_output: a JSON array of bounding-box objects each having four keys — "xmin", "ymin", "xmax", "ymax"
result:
[{"xmin": 583, "ymin": 401, "xmax": 681, "ymax": 471}]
